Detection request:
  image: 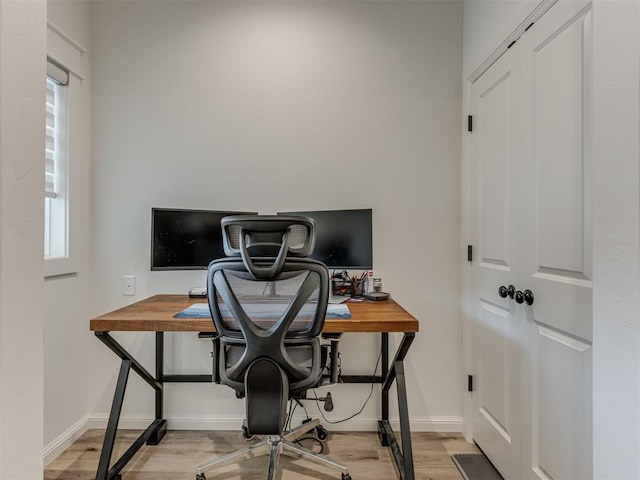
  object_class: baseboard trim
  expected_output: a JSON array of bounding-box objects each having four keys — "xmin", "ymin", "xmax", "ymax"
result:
[
  {"xmin": 407, "ymin": 416, "xmax": 463, "ymax": 432},
  {"xmin": 43, "ymin": 415, "xmax": 92, "ymax": 466},
  {"xmin": 87, "ymin": 413, "xmax": 463, "ymax": 433},
  {"xmin": 45, "ymin": 413, "xmax": 462, "ymax": 464}
]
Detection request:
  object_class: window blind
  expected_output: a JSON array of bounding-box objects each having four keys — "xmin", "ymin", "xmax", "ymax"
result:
[
  {"xmin": 45, "ymin": 58, "xmax": 68, "ymax": 199},
  {"xmin": 46, "ymin": 57, "xmax": 69, "ymax": 86},
  {"xmin": 45, "ymin": 77, "xmax": 57, "ymax": 198}
]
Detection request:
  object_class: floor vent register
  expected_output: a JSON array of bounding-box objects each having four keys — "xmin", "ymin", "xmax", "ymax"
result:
[{"xmin": 451, "ymin": 453, "xmax": 504, "ymax": 480}]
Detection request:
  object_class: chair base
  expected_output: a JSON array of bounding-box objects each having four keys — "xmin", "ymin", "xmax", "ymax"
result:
[{"xmin": 196, "ymin": 419, "xmax": 350, "ymax": 480}]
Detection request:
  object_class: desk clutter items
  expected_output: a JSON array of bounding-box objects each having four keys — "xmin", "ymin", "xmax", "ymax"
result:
[
  {"xmin": 174, "ymin": 302, "xmax": 352, "ymax": 319},
  {"xmin": 331, "ymin": 270, "xmax": 367, "ymax": 297},
  {"xmin": 188, "ymin": 287, "xmax": 207, "ymax": 298},
  {"xmin": 332, "ymin": 270, "xmax": 390, "ymax": 301},
  {"xmin": 365, "ymin": 275, "xmax": 390, "ymax": 300},
  {"xmin": 364, "ymin": 291, "xmax": 390, "ymax": 301}
]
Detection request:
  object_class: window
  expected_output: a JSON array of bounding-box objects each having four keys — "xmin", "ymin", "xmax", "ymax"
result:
[{"xmin": 45, "ymin": 58, "xmax": 70, "ymax": 272}]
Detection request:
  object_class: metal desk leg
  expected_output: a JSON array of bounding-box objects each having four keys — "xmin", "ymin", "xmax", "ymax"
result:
[
  {"xmin": 95, "ymin": 358, "xmax": 130, "ymax": 480},
  {"xmin": 148, "ymin": 332, "xmax": 166, "ymax": 445},
  {"xmin": 94, "ymin": 332, "xmax": 166, "ymax": 480},
  {"xmin": 381, "ymin": 332, "xmax": 389, "ymax": 422},
  {"xmin": 377, "ymin": 332, "xmax": 415, "ymax": 480}
]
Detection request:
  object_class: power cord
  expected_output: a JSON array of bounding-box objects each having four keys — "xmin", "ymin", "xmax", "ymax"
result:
[
  {"xmin": 312, "ymin": 347, "xmax": 383, "ymax": 424},
  {"xmin": 287, "ymin": 399, "xmax": 326, "ymax": 454},
  {"xmin": 285, "ymin": 398, "xmax": 297, "ymax": 432},
  {"xmin": 295, "ymin": 435, "xmax": 325, "ymax": 454},
  {"xmin": 286, "ymin": 347, "xmax": 382, "ymax": 450}
]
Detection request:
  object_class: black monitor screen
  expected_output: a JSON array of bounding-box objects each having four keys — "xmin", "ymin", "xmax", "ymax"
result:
[
  {"xmin": 150, "ymin": 208, "xmax": 256, "ymax": 270},
  {"xmin": 278, "ymin": 209, "xmax": 373, "ymax": 269}
]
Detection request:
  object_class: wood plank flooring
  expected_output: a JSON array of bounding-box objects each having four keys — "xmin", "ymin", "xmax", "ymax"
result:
[{"xmin": 45, "ymin": 429, "xmax": 479, "ymax": 480}]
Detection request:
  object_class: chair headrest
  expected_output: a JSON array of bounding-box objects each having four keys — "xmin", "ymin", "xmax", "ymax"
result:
[{"xmin": 220, "ymin": 215, "xmax": 316, "ymax": 279}]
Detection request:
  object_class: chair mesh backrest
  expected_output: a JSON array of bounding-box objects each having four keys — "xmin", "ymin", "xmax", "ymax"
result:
[
  {"xmin": 215, "ymin": 269, "xmax": 322, "ymax": 334},
  {"xmin": 207, "ymin": 215, "xmax": 329, "ymax": 393},
  {"xmin": 226, "ymin": 223, "xmax": 310, "ymax": 252}
]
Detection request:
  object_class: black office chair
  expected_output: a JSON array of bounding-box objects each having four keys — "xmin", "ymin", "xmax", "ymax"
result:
[{"xmin": 196, "ymin": 215, "xmax": 350, "ymax": 480}]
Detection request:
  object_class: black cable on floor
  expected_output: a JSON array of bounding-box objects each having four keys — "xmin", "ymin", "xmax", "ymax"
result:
[{"xmin": 312, "ymin": 347, "xmax": 383, "ymax": 424}]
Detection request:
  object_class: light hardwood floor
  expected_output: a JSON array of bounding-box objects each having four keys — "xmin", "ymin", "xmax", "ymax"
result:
[{"xmin": 44, "ymin": 429, "xmax": 479, "ymax": 480}]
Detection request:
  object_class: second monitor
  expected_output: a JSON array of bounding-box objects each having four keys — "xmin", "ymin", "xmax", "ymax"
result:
[{"xmin": 278, "ymin": 208, "xmax": 372, "ymax": 270}]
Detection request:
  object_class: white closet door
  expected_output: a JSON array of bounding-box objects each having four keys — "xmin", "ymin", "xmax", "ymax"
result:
[
  {"xmin": 469, "ymin": 2, "xmax": 593, "ymax": 478},
  {"xmin": 469, "ymin": 43, "xmax": 522, "ymax": 480},
  {"xmin": 519, "ymin": 3, "xmax": 593, "ymax": 479}
]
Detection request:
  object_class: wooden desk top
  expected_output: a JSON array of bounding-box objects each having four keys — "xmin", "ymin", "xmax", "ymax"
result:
[{"xmin": 90, "ymin": 294, "xmax": 419, "ymax": 334}]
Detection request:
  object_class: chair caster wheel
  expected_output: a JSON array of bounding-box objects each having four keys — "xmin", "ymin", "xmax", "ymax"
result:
[
  {"xmin": 242, "ymin": 424, "xmax": 254, "ymax": 441},
  {"xmin": 316, "ymin": 425, "xmax": 329, "ymax": 441},
  {"xmin": 341, "ymin": 474, "xmax": 352, "ymax": 480},
  {"xmin": 196, "ymin": 474, "xmax": 206, "ymax": 480}
]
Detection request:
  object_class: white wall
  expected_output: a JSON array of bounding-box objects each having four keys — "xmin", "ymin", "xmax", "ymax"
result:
[
  {"xmin": 0, "ymin": 0, "xmax": 46, "ymax": 477},
  {"xmin": 592, "ymin": 2, "xmax": 640, "ymax": 478},
  {"xmin": 44, "ymin": 0, "xmax": 93, "ymax": 462},
  {"xmin": 90, "ymin": 0, "xmax": 463, "ymax": 431}
]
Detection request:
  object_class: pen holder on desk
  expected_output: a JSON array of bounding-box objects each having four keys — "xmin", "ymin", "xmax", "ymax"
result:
[
  {"xmin": 331, "ymin": 279, "xmax": 351, "ymax": 296},
  {"xmin": 332, "ymin": 278, "xmax": 365, "ymax": 297}
]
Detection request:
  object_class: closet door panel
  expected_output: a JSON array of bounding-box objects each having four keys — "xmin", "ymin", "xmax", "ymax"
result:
[
  {"xmin": 534, "ymin": 16, "xmax": 586, "ymax": 274},
  {"xmin": 469, "ymin": 44, "xmax": 522, "ymax": 480},
  {"xmin": 527, "ymin": 5, "xmax": 593, "ymax": 343},
  {"xmin": 533, "ymin": 325, "xmax": 592, "ymax": 480},
  {"xmin": 520, "ymin": 3, "xmax": 593, "ymax": 479}
]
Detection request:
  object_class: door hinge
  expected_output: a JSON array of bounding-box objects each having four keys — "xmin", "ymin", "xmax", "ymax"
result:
[
  {"xmin": 467, "ymin": 245, "xmax": 473, "ymax": 262},
  {"xmin": 468, "ymin": 374, "xmax": 473, "ymax": 392},
  {"xmin": 467, "ymin": 115, "xmax": 473, "ymax": 132}
]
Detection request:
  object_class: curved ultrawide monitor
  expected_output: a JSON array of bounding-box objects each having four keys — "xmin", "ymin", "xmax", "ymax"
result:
[
  {"xmin": 278, "ymin": 209, "xmax": 373, "ymax": 270},
  {"xmin": 151, "ymin": 208, "xmax": 256, "ymax": 270}
]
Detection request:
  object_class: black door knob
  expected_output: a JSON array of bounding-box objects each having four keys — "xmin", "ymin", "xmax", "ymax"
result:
[
  {"xmin": 515, "ymin": 289, "xmax": 535, "ymax": 305},
  {"xmin": 523, "ymin": 289, "xmax": 534, "ymax": 305},
  {"xmin": 499, "ymin": 285, "xmax": 516, "ymax": 299},
  {"xmin": 515, "ymin": 290, "xmax": 524, "ymax": 304}
]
